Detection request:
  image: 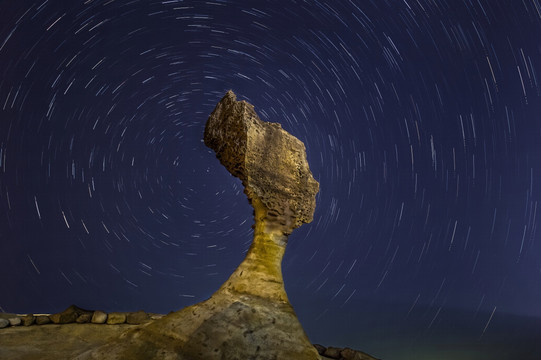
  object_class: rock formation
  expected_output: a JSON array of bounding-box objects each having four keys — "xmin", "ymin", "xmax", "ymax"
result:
[
  {"xmin": 74, "ymin": 90, "xmax": 320, "ymax": 360},
  {"xmin": 0, "ymin": 312, "xmax": 379, "ymax": 360}
]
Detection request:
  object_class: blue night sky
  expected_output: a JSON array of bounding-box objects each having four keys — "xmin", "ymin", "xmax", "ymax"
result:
[{"xmin": 1, "ymin": 1, "xmax": 540, "ymax": 359}]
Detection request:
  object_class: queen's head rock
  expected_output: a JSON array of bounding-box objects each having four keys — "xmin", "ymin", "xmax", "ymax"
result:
[
  {"xmin": 204, "ymin": 90, "xmax": 319, "ymax": 235},
  {"xmin": 74, "ymin": 91, "xmax": 321, "ymax": 360}
]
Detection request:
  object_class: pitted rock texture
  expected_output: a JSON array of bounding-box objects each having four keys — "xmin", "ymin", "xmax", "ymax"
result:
[{"xmin": 204, "ymin": 90, "xmax": 319, "ymax": 235}]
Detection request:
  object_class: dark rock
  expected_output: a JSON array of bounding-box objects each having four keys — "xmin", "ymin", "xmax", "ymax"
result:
[
  {"xmin": 91, "ymin": 311, "xmax": 107, "ymax": 324},
  {"xmin": 126, "ymin": 310, "xmax": 149, "ymax": 325},
  {"xmin": 8, "ymin": 317, "xmax": 21, "ymax": 326},
  {"xmin": 76, "ymin": 313, "xmax": 92, "ymax": 323},
  {"xmin": 313, "ymin": 344, "xmax": 327, "ymax": 355},
  {"xmin": 341, "ymin": 347, "xmax": 380, "ymax": 360},
  {"xmin": 324, "ymin": 346, "xmax": 342, "ymax": 359},
  {"xmin": 22, "ymin": 314, "xmax": 35, "ymax": 326},
  {"xmin": 35, "ymin": 315, "xmax": 51, "ymax": 325},
  {"xmin": 50, "ymin": 305, "xmax": 93, "ymax": 324},
  {"xmin": 0, "ymin": 318, "xmax": 9, "ymax": 328},
  {"xmin": 106, "ymin": 312, "xmax": 126, "ymax": 325}
]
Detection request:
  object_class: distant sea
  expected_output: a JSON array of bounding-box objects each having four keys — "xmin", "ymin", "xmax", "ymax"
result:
[{"xmin": 296, "ymin": 301, "xmax": 541, "ymax": 360}]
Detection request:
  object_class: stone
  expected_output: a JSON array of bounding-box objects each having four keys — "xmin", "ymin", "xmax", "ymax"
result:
[
  {"xmin": 76, "ymin": 313, "xmax": 92, "ymax": 323},
  {"xmin": 314, "ymin": 344, "xmax": 327, "ymax": 355},
  {"xmin": 50, "ymin": 305, "xmax": 93, "ymax": 324},
  {"xmin": 341, "ymin": 347, "xmax": 380, "ymax": 360},
  {"xmin": 22, "ymin": 314, "xmax": 35, "ymax": 326},
  {"xmin": 106, "ymin": 312, "xmax": 126, "ymax": 325},
  {"xmin": 324, "ymin": 346, "xmax": 342, "ymax": 359},
  {"xmin": 74, "ymin": 91, "xmax": 320, "ymax": 360},
  {"xmin": 204, "ymin": 90, "xmax": 319, "ymax": 236},
  {"xmin": 0, "ymin": 318, "xmax": 9, "ymax": 328},
  {"xmin": 8, "ymin": 317, "xmax": 21, "ymax": 326},
  {"xmin": 91, "ymin": 311, "xmax": 107, "ymax": 324},
  {"xmin": 35, "ymin": 315, "xmax": 51, "ymax": 325},
  {"xmin": 126, "ymin": 310, "xmax": 149, "ymax": 325},
  {"xmin": 148, "ymin": 313, "xmax": 164, "ymax": 320}
]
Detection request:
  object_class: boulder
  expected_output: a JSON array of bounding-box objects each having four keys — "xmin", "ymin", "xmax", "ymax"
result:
[
  {"xmin": 341, "ymin": 347, "xmax": 380, "ymax": 360},
  {"xmin": 76, "ymin": 313, "xmax": 92, "ymax": 323},
  {"xmin": 22, "ymin": 314, "xmax": 35, "ymax": 326},
  {"xmin": 314, "ymin": 344, "xmax": 327, "ymax": 355},
  {"xmin": 91, "ymin": 311, "xmax": 107, "ymax": 324},
  {"xmin": 324, "ymin": 346, "xmax": 342, "ymax": 359},
  {"xmin": 8, "ymin": 317, "xmax": 22, "ymax": 326},
  {"xmin": 50, "ymin": 305, "xmax": 93, "ymax": 324},
  {"xmin": 35, "ymin": 315, "xmax": 51, "ymax": 325},
  {"xmin": 106, "ymin": 312, "xmax": 126, "ymax": 325},
  {"xmin": 0, "ymin": 318, "xmax": 9, "ymax": 328},
  {"xmin": 126, "ymin": 310, "xmax": 149, "ymax": 325}
]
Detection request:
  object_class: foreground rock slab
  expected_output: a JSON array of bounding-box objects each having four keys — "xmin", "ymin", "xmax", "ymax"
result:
[
  {"xmin": 0, "ymin": 316, "xmax": 379, "ymax": 360},
  {"xmin": 0, "ymin": 323, "xmax": 138, "ymax": 360},
  {"xmin": 75, "ymin": 90, "xmax": 320, "ymax": 359}
]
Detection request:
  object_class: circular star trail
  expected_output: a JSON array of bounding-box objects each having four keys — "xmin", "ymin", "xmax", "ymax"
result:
[{"xmin": 1, "ymin": 1, "xmax": 540, "ymax": 358}]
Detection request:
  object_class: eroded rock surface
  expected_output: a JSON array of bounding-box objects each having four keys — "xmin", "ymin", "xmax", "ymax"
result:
[
  {"xmin": 204, "ymin": 90, "xmax": 319, "ymax": 235},
  {"xmin": 75, "ymin": 90, "xmax": 320, "ymax": 360}
]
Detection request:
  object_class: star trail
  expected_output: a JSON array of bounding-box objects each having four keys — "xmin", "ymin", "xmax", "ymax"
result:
[{"xmin": 1, "ymin": 0, "xmax": 540, "ymax": 358}]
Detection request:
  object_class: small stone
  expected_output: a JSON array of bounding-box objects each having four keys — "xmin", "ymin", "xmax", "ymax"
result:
[
  {"xmin": 126, "ymin": 310, "xmax": 149, "ymax": 325},
  {"xmin": 76, "ymin": 313, "xmax": 92, "ymax": 323},
  {"xmin": 149, "ymin": 313, "xmax": 164, "ymax": 320},
  {"xmin": 35, "ymin": 315, "xmax": 51, "ymax": 325},
  {"xmin": 8, "ymin": 317, "xmax": 21, "ymax": 326},
  {"xmin": 0, "ymin": 318, "xmax": 9, "ymax": 328},
  {"xmin": 50, "ymin": 311, "xmax": 76, "ymax": 324},
  {"xmin": 22, "ymin": 314, "xmax": 35, "ymax": 326},
  {"xmin": 323, "ymin": 346, "xmax": 342, "ymax": 359},
  {"xmin": 313, "ymin": 344, "xmax": 326, "ymax": 355},
  {"xmin": 106, "ymin": 312, "xmax": 126, "ymax": 325},
  {"xmin": 91, "ymin": 311, "xmax": 107, "ymax": 324}
]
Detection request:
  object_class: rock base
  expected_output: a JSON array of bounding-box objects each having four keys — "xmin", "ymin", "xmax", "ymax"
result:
[{"xmin": 76, "ymin": 292, "xmax": 320, "ymax": 360}]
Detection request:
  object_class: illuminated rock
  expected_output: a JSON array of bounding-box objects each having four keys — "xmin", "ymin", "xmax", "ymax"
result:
[{"xmin": 76, "ymin": 90, "xmax": 320, "ymax": 360}]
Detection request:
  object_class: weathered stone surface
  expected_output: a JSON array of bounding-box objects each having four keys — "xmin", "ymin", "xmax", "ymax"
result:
[
  {"xmin": 0, "ymin": 323, "xmax": 139, "ymax": 359},
  {"xmin": 204, "ymin": 90, "xmax": 319, "ymax": 236},
  {"xmin": 76, "ymin": 314, "xmax": 92, "ymax": 324},
  {"xmin": 35, "ymin": 315, "xmax": 51, "ymax": 325},
  {"xmin": 8, "ymin": 317, "xmax": 21, "ymax": 326},
  {"xmin": 314, "ymin": 343, "xmax": 326, "ymax": 355},
  {"xmin": 126, "ymin": 310, "xmax": 149, "ymax": 325},
  {"xmin": 0, "ymin": 318, "xmax": 9, "ymax": 328},
  {"xmin": 0, "ymin": 312, "xmax": 381, "ymax": 360},
  {"xmin": 324, "ymin": 346, "xmax": 342, "ymax": 359},
  {"xmin": 22, "ymin": 314, "xmax": 35, "ymax": 326},
  {"xmin": 148, "ymin": 313, "xmax": 164, "ymax": 320},
  {"xmin": 50, "ymin": 305, "xmax": 93, "ymax": 324},
  {"xmin": 91, "ymin": 311, "xmax": 107, "ymax": 324},
  {"xmin": 313, "ymin": 346, "xmax": 380, "ymax": 360},
  {"xmin": 75, "ymin": 91, "xmax": 320, "ymax": 360},
  {"xmin": 106, "ymin": 312, "xmax": 126, "ymax": 325}
]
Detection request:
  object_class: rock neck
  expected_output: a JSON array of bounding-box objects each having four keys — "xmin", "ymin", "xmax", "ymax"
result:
[{"xmin": 218, "ymin": 197, "xmax": 289, "ymax": 303}]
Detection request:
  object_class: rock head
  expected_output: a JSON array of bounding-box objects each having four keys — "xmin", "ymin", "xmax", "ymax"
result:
[
  {"xmin": 75, "ymin": 91, "xmax": 320, "ymax": 360},
  {"xmin": 204, "ymin": 90, "xmax": 319, "ymax": 235}
]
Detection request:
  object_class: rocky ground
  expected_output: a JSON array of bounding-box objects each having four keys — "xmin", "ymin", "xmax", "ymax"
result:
[{"xmin": 0, "ymin": 307, "xmax": 379, "ymax": 360}]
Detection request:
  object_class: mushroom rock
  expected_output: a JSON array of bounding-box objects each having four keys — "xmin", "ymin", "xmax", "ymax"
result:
[{"xmin": 76, "ymin": 90, "xmax": 320, "ymax": 360}]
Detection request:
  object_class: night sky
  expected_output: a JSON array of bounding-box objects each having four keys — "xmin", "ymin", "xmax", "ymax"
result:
[{"xmin": 1, "ymin": 0, "xmax": 541, "ymax": 358}]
